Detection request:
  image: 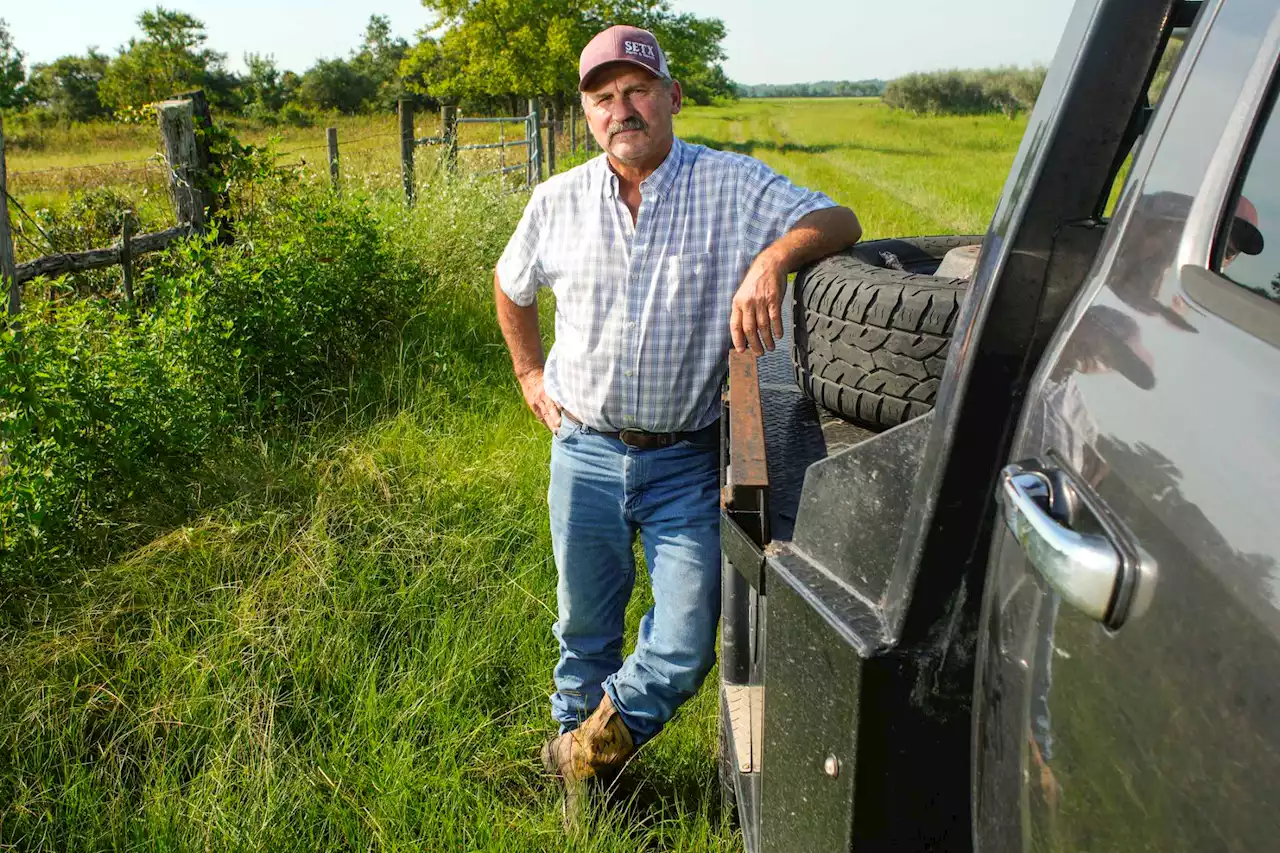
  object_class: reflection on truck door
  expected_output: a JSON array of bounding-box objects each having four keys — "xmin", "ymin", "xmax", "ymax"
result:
[{"xmin": 974, "ymin": 4, "xmax": 1280, "ymax": 852}]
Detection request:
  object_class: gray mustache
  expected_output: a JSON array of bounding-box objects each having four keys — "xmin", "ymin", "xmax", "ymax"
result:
[{"xmin": 608, "ymin": 116, "xmax": 647, "ymax": 139}]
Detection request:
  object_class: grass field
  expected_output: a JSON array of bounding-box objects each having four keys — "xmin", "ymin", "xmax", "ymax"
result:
[
  {"xmin": 677, "ymin": 97, "xmax": 1026, "ymax": 237},
  {"xmin": 0, "ymin": 98, "xmax": 1025, "ymax": 850}
]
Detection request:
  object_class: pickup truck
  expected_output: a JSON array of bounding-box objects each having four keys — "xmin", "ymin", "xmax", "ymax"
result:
[{"xmin": 716, "ymin": 0, "xmax": 1280, "ymax": 851}]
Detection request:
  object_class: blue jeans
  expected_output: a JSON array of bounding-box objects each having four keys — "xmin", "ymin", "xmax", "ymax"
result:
[{"xmin": 548, "ymin": 418, "xmax": 721, "ymax": 745}]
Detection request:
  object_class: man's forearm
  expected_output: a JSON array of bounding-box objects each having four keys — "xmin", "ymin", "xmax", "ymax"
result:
[
  {"xmin": 494, "ymin": 272, "xmax": 544, "ymax": 379},
  {"xmin": 729, "ymin": 205, "xmax": 862, "ymax": 354},
  {"xmin": 759, "ymin": 206, "xmax": 862, "ymax": 274}
]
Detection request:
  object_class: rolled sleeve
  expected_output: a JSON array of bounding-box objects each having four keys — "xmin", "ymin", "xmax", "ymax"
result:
[
  {"xmin": 736, "ymin": 158, "xmax": 838, "ymax": 260},
  {"xmin": 496, "ymin": 190, "xmax": 546, "ymax": 306}
]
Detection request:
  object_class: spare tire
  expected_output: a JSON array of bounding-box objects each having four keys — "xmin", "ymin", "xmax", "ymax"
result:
[{"xmin": 792, "ymin": 236, "xmax": 982, "ymax": 430}]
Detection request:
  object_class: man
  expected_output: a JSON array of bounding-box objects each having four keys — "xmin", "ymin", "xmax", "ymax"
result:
[{"xmin": 493, "ymin": 24, "xmax": 862, "ymax": 812}]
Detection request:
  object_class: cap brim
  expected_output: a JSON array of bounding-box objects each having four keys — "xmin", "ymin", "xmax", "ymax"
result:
[
  {"xmin": 1230, "ymin": 217, "xmax": 1265, "ymax": 256},
  {"xmin": 579, "ymin": 59, "xmax": 668, "ymax": 91}
]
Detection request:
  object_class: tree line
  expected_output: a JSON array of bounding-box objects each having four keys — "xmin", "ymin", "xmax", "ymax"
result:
[
  {"xmin": 0, "ymin": 1, "xmax": 736, "ymax": 126},
  {"xmin": 735, "ymin": 80, "xmax": 886, "ymax": 99}
]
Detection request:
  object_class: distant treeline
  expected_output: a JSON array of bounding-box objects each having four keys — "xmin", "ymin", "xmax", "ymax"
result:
[
  {"xmin": 883, "ymin": 67, "xmax": 1047, "ymax": 118},
  {"xmin": 735, "ymin": 79, "xmax": 886, "ymax": 99}
]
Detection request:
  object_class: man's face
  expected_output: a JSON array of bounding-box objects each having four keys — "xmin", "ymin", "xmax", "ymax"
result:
[{"xmin": 581, "ymin": 65, "xmax": 682, "ymax": 166}]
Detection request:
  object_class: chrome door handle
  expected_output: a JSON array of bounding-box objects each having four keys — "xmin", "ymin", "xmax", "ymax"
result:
[{"xmin": 998, "ymin": 465, "xmax": 1122, "ymax": 624}]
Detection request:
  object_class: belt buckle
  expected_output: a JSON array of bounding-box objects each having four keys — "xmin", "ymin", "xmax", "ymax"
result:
[{"xmin": 618, "ymin": 428, "xmax": 647, "ymax": 448}]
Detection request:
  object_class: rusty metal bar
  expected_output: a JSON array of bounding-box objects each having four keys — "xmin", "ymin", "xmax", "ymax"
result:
[
  {"xmin": 723, "ymin": 349, "xmax": 771, "ymax": 550},
  {"xmin": 727, "ymin": 350, "xmax": 769, "ymax": 487}
]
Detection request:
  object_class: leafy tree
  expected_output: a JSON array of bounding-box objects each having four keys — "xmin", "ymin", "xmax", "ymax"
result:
[
  {"xmin": 351, "ymin": 15, "xmax": 410, "ymax": 111},
  {"xmin": 242, "ymin": 53, "xmax": 286, "ymax": 112},
  {"xmin": 280, "ymin": 70, "xmax": 302, "ymax": 103},
  {"xmin": 298, "ymin": 16, "xmax": 412, "ymax": 114},
  {"xmin": 0, "ymin": 18, "xmax": 27, "ymax": 109},
  {"xmin": 98, "ymin": 7, "xmax": 229, "ymax": 111},
  {"xmin": 645, "ymin": 11, "xmax": 731, "ymax": 104},
  {"xmin": 26, "ymin": 51, "xmax": 113, "ymax": 121},
  {"xmin": 298, "ymin": 58, "xmax": 376, "ymax": 113},
  {"xmin": 412, "ymin": 0, "xmax": 732, "ymax": 107},
  {"xmin": 399, "ymin": 36, "xmax": 449, "ymax": 109}
]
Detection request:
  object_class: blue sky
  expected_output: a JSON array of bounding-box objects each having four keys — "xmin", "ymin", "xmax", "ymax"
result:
[{"xmin": 7, "ymin": 0, "xmax": 1073, "ymax": 84}]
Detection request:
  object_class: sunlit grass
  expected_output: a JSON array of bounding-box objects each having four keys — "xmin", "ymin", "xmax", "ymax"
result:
[
  {"xmin": 0, "ymin": 170, "xmax": 736, "ymax": 851},
  {"xmin": 0, "ymin": 97, "xmax": 1026, "ymax": 851},
  {"xmin": 677, "ymin": 97, "xmax": 1025, "ymax": 237}
]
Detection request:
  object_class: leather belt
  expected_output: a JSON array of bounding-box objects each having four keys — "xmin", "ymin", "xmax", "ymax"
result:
[{"xmin": 561, "ymin": 410, "xmax": 718, "ymax": 451}]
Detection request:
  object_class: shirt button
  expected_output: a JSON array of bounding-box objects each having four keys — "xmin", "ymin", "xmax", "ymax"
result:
[
  {"xmin": 626, "ymin": 321, "xmax": 637, "ymax": 328},
  {"xmin": 625, "ymin": 370, "xmax": 634, "ymax": 377}
]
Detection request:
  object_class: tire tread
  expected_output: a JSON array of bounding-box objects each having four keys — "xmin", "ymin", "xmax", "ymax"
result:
[{"xmin": 792, "ymin": 236, "xmax": 979, "ymax": 429}]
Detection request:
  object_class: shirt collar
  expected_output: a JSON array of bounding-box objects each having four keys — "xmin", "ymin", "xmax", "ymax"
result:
[{"xmin": 599, "ymin": 137, "xmax": 684, "ymax": 200}]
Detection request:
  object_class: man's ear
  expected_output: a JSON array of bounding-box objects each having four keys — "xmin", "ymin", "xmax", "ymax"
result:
[{"xmin": 670, "ymin": 80, "xmax": 683, "ymax": 115}]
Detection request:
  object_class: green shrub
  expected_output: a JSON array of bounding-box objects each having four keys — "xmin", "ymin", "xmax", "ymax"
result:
[
  {"xmin": 0, "ymin": 167, "xmax": 418, "ymax": 584},
  {"xmin": 884, "ymin": 67, "xmax": 1046, "ymax": 118},
  {"xmin": 39, "ymin": 186, "xmax": 137, "ymax": 250},
  {"xmin": 280, "ymin": 103, "xmax": 314, "ymax": 128},
  {"xmin": 0, "ymin": 293, "xmax": 225, "ymax": 569},
  {"xmin": 243, "ymin": 101, "xmax": 281, "ymax": 126}
]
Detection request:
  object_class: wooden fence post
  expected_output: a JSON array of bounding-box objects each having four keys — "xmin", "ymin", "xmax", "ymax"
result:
[
  {"xmin": 156, "ymin": 97, "xmax": 213, "ymax": 233},
  {"xmin": 326, "ymin": 127, "xmax": 340, "ymax": 194},
  {"xmin": 119, "ymin": 215, "xmax": 136, "ymax": 307},
  {"xmin": 156, "ymin": 98, "xmax": 202, "ymax": 231},
  {"xmin": 0, "ymin": 114, "xmax": 17, "ymax": 318},
  {"xmin": 399, "ymin": 99, "xmax": 416, "ymax": 206},
  {"xmin": 442, "ymin": 105, "xmax": 458, "ymax": 172},
  {"xmin": 528, "ymin": 99, "xmax": 542, "ymax": 185},
  {"xmin": 569, "ymin": 105, "xmax": 577, "ymax": 155},
  {"xmin": 545, "ymin": 102, "xmax": 557, "ymax": 176}
]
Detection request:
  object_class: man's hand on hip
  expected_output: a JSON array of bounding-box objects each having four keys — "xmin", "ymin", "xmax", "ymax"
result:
[
  {"xmin": 731, "ymin": 255, "xmax": 787, "ymax": 356},
  {"xmin": 518, "ymin": 368, "xmax": 562, "ymax": 432}
]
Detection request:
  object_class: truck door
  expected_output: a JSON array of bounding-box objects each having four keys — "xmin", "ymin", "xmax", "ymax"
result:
[{"xmin": 974, "ymin": 3, "xmax": 1280, "ymax": 852}]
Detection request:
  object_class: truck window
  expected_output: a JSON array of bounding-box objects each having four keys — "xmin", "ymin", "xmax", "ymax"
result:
[{"xmin": 1214, "ymin": 84, "xmax": 1280, "ymax": 304}]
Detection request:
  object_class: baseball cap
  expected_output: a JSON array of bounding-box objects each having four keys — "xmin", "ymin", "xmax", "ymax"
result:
[
  {"xmin": 1229, "ymin": 194, "xmax": 1264, "ymax": 256},
  {"xmin": 579, "ymin": 25, "xmax": 671, "ymax": 91}
]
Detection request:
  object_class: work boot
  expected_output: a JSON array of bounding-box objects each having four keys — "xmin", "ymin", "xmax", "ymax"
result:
[{"xmin": 541, "ymin": 693, "xmax": 636, "ymax": 828}]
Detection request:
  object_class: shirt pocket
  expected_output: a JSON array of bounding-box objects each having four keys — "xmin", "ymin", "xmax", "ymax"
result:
[{"xmin": 663, "ymin": 252, "xmax": 714, "ymax": 316}]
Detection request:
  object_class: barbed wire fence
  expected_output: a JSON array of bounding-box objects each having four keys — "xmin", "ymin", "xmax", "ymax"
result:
[{"xmin": 0, "ymin": 94, "xmax": 597, "ymax": 317}]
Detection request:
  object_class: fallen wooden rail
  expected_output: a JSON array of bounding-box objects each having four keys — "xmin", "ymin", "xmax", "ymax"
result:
[{"xmin": 15, "ymin": 224, "xmax": 192, "ymax": 285}]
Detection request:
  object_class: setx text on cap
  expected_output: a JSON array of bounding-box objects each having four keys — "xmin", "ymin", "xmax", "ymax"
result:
[{"xmin": 579, "ymin": 25, "xmax": 671, "ymax": 91}]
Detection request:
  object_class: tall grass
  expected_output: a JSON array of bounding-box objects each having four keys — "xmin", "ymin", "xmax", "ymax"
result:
[
  {"xmin": 1, "ymin": 98, "xmax": 1026, "ymax": 850},
  {"xmin": 0, "ymin": 165, "xmax": 736, "ymax": 849},
  {"xmin": 0, "ymin": 383, "xmax": 731, "ymax": 850}
]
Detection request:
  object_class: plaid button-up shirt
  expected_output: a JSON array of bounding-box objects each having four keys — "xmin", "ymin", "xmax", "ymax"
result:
[{"xmin": 497, "ymin": 137, "xmax": 836, "ymax": 433}]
